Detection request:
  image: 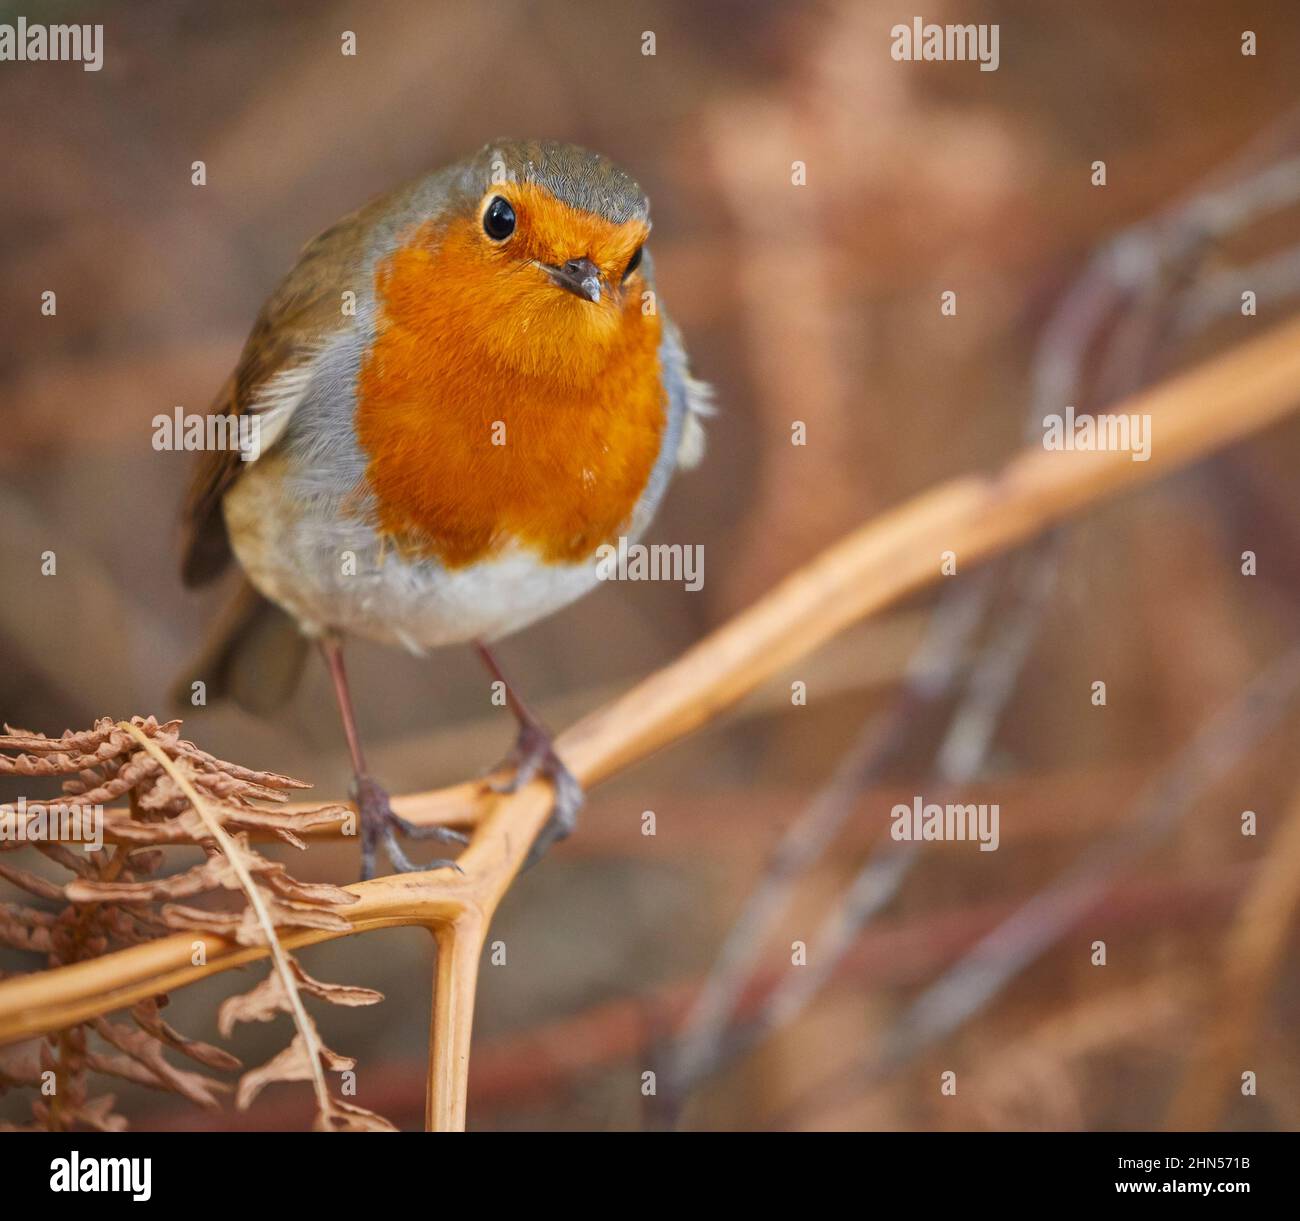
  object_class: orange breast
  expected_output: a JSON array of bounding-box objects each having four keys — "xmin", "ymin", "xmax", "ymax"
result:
[{"xmin": 355, "ymin": 195, "xmax": 665, "ymax": 568}]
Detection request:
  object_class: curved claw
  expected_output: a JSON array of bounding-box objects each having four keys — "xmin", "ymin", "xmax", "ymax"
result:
[
  {"xmin": 384, "ymin": 831, "xmax": 464, "ymax": 876},
  {"xmin": 390, "ymin": 813, "xmax": 469, "ymax": 845},
  {"xmin": 351, "ymin": 773, "xmax": 466, "ymax": 880}
]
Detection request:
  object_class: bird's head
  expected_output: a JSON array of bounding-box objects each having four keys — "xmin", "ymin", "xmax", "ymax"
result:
[{"xmin": 378, "ymin": 141, "xmax": 656, "ymax": 383}]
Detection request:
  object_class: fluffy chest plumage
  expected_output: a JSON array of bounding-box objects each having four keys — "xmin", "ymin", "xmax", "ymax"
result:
[
  {"xmin": 353, "ymin": 214, "xmax": 667, "ymax": 569},
  {"xmin": 223, "ymin": 451, "xmax": 617, "ymax": 650}
]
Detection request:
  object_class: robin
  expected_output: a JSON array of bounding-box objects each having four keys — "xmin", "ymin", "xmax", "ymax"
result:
[{"xmin": 179, "ymin": 140, "xmax": 711, "ymax": 880}]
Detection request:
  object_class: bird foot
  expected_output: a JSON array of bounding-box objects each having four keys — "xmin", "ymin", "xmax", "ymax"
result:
[
  {"xmin": 486, "ymin": 722, "xmax": 584, "ymax": 868},
  {"xmin": 350, "ymin": 774, "xmax": 467, "ymax": 881}
]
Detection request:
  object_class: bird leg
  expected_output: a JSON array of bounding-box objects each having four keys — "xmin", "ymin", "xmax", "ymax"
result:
[
  {"xmin": 320, "ymin": 637, "xmax": 466, "ymax": 881},
  {"xmin": 475, "ymin": 642, "xmax": 584, "ymax": 868}
]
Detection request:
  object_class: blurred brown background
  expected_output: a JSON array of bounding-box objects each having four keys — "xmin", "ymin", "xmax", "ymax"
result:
[{"xmin": 4, "ymin": 0, "xmax": 1300, "ymax": 1131}]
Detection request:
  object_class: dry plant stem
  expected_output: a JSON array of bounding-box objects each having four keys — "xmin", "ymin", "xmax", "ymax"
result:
[
  {"xmin": 428, "ymin": 913, "xmax": 485, "ymax": 1131},
  {"xmin": 4, "ymin": 315, "xmax": 1300, "ymax": 1128},
  {"xmin": 116, "ymin": 722, "xmax": 331, "ymax": 1122},
  {"xmin": 1166, "ymin": 780, "xmax": 1300, "ymax": 1129}
]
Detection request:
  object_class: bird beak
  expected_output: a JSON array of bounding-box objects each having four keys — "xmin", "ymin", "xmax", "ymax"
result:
[{"xmin": 546, "ymin": 257, "xmax": 603, "ymax": 304}]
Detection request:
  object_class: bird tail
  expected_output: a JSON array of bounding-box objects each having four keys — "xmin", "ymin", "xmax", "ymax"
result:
[{"xmin": 172, "ymin": 581, "xmax": 309, "ymax": 716}]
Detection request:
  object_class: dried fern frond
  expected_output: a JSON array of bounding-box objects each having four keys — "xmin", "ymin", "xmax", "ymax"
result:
[{"xmin": 0, "ymin": 716, "xmax": 390, "ymax": 1131}]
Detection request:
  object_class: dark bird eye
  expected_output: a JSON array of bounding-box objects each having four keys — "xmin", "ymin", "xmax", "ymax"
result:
[
  {"xmin": 483, "ymin": 196, "xmax": 516, "ymax": 240},
  {"xmin": 623, "ymin": 246, "xmax": 643, "ymax": 280}
]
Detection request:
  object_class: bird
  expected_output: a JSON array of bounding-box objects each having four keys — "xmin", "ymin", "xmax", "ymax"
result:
[{"xmin": 179, "ymin": 139, "xmax": 711, "ymax": 881}]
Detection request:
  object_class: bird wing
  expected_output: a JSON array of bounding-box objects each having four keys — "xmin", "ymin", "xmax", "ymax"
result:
[{"xmin": 180, "ymin": 201, "xmax": 382, "ymax": 586}]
